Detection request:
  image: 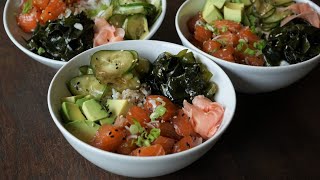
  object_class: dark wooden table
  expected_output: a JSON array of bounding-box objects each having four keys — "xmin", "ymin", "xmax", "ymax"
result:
[{"xmin": 1, "ymin": 0, "xmax": 320, "ymax": 179}]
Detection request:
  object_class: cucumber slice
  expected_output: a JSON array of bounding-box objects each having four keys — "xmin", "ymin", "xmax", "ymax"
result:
[
  {"xmin": 262, "ymin": 9, "xmax": 291, "ymax": 24},
  {"xmin": 113, "ymin": 3, "xmax": 156, "ymax": 17},
  {"xmin": 118, "ymin": 0, "xmax": 147, "ymax": 5},
  {"xmin": 147, "ymin": 0, "xmax": 161, "ymax": 24},
  {"xmin": 124, "ymin": 14, "xmax": 149, "ymax": 40},
  {"xmin": 108, "ymin": 14, "xmax": 127, "ymax": 28},
  {"xmin": 79, "ymin": 65, "xmax": 94, "ymax": 75},
  {"xmin": 252, "ymin": 0, "xmax": 275, "ymax": 18},
  {"xmin": 261, "ymin": 22, "xmax": 279, "ymax": 31},
  {"xmin": 147, "ymin": 0, "xmax": 161, "ymax": 12},
  {"xmin": 261, "ymin": 8, "xmax": 275, "ymax": 19},
  {"xmin": 272, "ymin": 0, "xmax": 293, "ymax": 6},
  {"xmin": 91, "ymin": 50, "xmax": 138, "ymax": 83},
  {"xmin": 68, "ymin": 75, "xmax": 107, "ymax": 100}
]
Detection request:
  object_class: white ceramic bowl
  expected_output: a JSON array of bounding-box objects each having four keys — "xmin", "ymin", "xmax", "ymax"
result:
[
  {"xmin": 3, "ymin": 0, "xmax": 167, "ymax": 69},
  {"xmin": 47, "ymin": 40, "xmax": 236, "ymax": 178},
  {"xmin": 175, "ymin": 0, "xmax": 320, "ymax": 93}
]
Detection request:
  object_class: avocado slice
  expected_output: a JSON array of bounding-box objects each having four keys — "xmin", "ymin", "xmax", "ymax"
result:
[
  {"xmin": 106, "ymin": 99, "xmax": 132, "ymax": 117},
  {"xmin": 82, "ymin": 99, "xmax": 108, "ymax": 121},
  {"xmin": 241, "ymin": 0, "xmax": 252, "ymax": 6},
  {"xmin": 202, "ymin": 0, "xmax": 223, "ymax": 24},
  {"xmin": 205, "ymin": 0, "xmax": 226, "ymax": 9},
  {"xmin": 61, "ymin": 102, "xmax": 86, "ymax": 122},
  {"xmin": 61, "ymin": 95, "xmax": 86, "ymax": 103},
  {"xmin": 224, "ymin": 6, "xmax": 242, "ymax": 22},
  {"xmin": 99, "ymin": 99, "xmax": 132, "ymax": 125},
  {"xmin": 99, "ymin": 116, "xmax": 117, "ymax": 125},
  {"xmin": 75, "ymin": 95, "xmax": 93, "ymax": 107},
  {"xmin": 65, "ymin": 120, "xmax": 100, "ymax": 143},
  {"xmin": 225, "ymin": 2, "xmax": 245, "ymax": 10}
]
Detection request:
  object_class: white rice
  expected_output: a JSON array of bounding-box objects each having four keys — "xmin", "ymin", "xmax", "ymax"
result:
[{"xmin": 111, "ymin": 83, "xmax": 151, "ymax": 107}]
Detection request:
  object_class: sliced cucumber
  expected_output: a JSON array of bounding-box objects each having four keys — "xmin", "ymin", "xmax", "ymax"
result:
[
  {"xmin": 261, "ymin": 22, "xmax": 279, "ymax": 31},
  {"xmin": 111, "ymin": 73, "xmax": 141, "ymax": 91},
  {"xmin": 124, "ymin": 14, "xmax": 149, "ymax": 40},
  {"xmin": 252, "ymin": 0, "xmax": 274, "ymax": 18},
  {"xmin": 113, "ymin": 3, "xmax": 156, "ymax": 17},
  {"xmin": 147, "ymin": 0, "xmax": 161, "ymax": 12},
  {"xmin": 261, "ymin": 8, "xmax": 276, "ymax": 19},
  {"xmin": 133, "ymin": 57, "xmax": 150, "ymax": 76},
  {"xmin": 108, "ymin": 14, "xmax": 127, "ymax": 28},
  {"xmin": 118, "ymin": 0, "xmax": 147, "ymax": 5},
  {"xmin": 68, "ymin": 75, "xmax": 107, "ymax": 100},
  {"xmin": 272, "ymin": 0, "xmax": 293, "ymax": 6},
  {"xmin": 91, "ymin": 50, "xmax": 138, "ymax": 84},
  {"xmin": 262, "ymin": 10, "xmax": 291, "ymax": 24},
  {"xmin": 79, "ymin": 65, "xmax": 94, "ymax": 75}
]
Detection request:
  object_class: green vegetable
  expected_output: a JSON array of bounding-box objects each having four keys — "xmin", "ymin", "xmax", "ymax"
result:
[
  {"xmin": 150, "ymin": 105, "xmax": 166, "ymax": 121},
  {"xmin": 263, "ymin": 19, "xmax": 320, "ymax": 65},
  {"xmin": 26, "ymin": 12, "xmax": 94, "ymax": 61},
  {"xmin": 244, "ymin": 48, "xmax": 256, "ymax": 55},
  {"xmin": 129, "ymin": 124, "xmax": 139, "ymax": 135},
  {"xmin": 145, "ymin": 50, "xmax": 217, "ymax": 105},
  {"xmin": 22, "ymin": 0, "xmax": 32, "ymax": 14}
]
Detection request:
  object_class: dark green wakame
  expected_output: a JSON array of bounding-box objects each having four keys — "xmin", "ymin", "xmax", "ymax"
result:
[
  {"xmin": 263, "ymin": 19, "xmax": 320, "ymax": 66},
  {"xmin": 145, "ymin": 49, "xmax": 217, "ymax": 106},
  {"xmin": 26, "ymin": 12, "xmax": 94, "ymax": 61}
]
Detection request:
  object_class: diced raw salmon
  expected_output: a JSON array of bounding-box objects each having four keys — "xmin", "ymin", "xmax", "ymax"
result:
[
  {"xmin": 152, "ymin": 136, "xmax": 175, "ymax": 154},
  {"xmin": 172, "ymin": 109, "xmax": 195, "ymax": 137},
  {"xmin": 130, "ymin": 144, "xmax": 165, "ymax": 156}
]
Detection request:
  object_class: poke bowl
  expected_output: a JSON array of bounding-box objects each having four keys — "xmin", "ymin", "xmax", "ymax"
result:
[
  {"xmin": 3, "ymin": 0, "xmax": 166, "ymax": 69},
  {"xmin": 175, "ymin": 0, "xmax": 320, "ymax": 93},
  {"xmin": 47, "ymin": 40, "xmax": 236, "ymax": 178}
]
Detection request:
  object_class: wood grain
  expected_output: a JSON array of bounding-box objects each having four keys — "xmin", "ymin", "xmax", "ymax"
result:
[{"xmin": 1, "ymin": 0, "xmax": 320, "ymax": 179}]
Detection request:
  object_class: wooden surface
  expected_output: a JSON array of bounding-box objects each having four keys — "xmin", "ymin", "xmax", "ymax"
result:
[{"xmin": 1, "ymin": 0, "xmax": 320, "ymax": 179}]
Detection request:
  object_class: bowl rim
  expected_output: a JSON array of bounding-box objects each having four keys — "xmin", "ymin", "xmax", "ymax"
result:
[
  {"xmin": 175, "ymin": 0, "xmax": 320, "ymax": 72},
  {"xmin": 3, "ymin": 0, "xmax": 167, "ymax": 66},
  {"xmin": 47, "ymin": 40, "xmax": 236, "ymax": 161}
]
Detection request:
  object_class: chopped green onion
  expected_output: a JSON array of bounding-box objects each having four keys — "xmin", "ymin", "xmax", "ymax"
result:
[
  {"xmin": 250, "ymin": 26, "xmax": 257, "ymax": 34},
  {"xmin": 149, "ymin": 128, "xmax": 160, "ymax": 140},
  {"xmin": 150, "ymin": 105, "xmax": 166, "ymax": 121},
  {"xmin": 143, "ymin": 140, "xmax": 151, "ymax": 147},
  {"xmin": 216, "ymin": 39, "xmax": 226, "ymax": 45},
  {"xmin": 37, "ymin": 47, "xmax": 45, "ymax": 55},
  {"xmin": 244, "ymin": 48, "xmax": 256, "ymax": 56},
  {"xmin": 205, "ymin": 24, "xmax": 219, "ymax": 35},
  {"xmin": 239, "ymin": 39, "xmax": 246, "ymax": 43},
  {"xmin": 22, "ymin": 0, "xmax": 32, "ymax": 14},
  {"xmin": 129, "ymin": 124, "xmax": 139, "ymax": 135},
  {"xmin": 133, "ymin": 119, "xmax": 145, "ymax": 133},
  {"xmin": 221, "ymin": 26, "xmax": 228, "ymax": 33},
  {"xmin": 254, "ymin": 40, "xmax": 266, "ymax": 50},
  {"xmin": 136, "ymin": 136, "xmax": 143, "ymax": 147},
  {"xmin": 236, "ymin": 39, "xmax": 246, "ymax": 51}
]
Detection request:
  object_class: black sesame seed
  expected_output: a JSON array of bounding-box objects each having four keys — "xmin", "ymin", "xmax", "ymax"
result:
[
  {"xmin": 182, "ymin": 113, "xmax": 185, "ymax": 116},
  {"xmin": 110, "ymin": 135, "xmax": 115, "ymax": 138},
  {"xmin": 76, "ymin": 82, "xmax": 80, "ymax": 85},
  {"xmin": 186, "ymin": 142, "xmax": 190, "ymax": 148},
  {"xmin": 75, "ymin": 86, "xmax": 79, "ymax": 91},
  {"xmin": 108, "ymin": 132, "xmax": 112, "ymax": 135},
  {"xmin": 116, "ymin": 67, "xmax": 119, "ymax": 69},
  {"xmin": 138, "ymin": 150, "xmax": 141, "ymax": 153},
  {"xmin": 122, "ymin": 137, "xmax": 126, "ymax": 140},
  {"xmin": 115, "ymin": 129, "xmax": 119, "ymax": 132}
]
